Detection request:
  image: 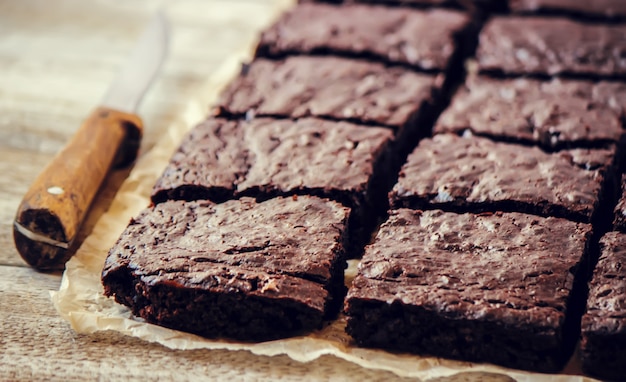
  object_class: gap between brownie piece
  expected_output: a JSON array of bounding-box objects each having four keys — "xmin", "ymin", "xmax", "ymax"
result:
[
  {"xmin": 253, "ymin": 1, "xmax": 486, "ymax": 115},
  {"xmin": 612, "ymin": 175, "xmax": 626, "ymax": 233},
  {"xmin": 214, "ymin": 55, "xmax": 441, "ymax": 153},
  {"xmin": 206, "ymin": 2, "xmax": 489, "ymax": 258},
  {"xmin": 211, "ymin": 54, "xmax": 451, "ymax": 229},
  {"xmin": 151, "ymin": 117, "xmax": 395, "ymax": 257},
  {"xmin": 102, "ymin": 196, "xmax": 350, "ymax": 341},
  {"xmin": 225, "ymin": 0, "xmax": 493, "ymax": 157},
  {"xmin": 255, "ymin": 3, "xmax": 475, "ymax": 73},
  {"xmin": 345, "ymin": 208, "xmax": 593, "ymax": 373}
]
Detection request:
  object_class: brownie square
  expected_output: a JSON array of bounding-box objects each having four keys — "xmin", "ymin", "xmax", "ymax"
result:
[
  {"xmin": 303, "ymin": 0, "xmax": 507, "ymax": 11},
  {"xmin": 298, "ymin": 0, "xmax": 465, "ymax": 6},
  {"xmin": 300, "ymin": 0, "xmax": 452, "ymax": 3},
  {"xmin": 217, "ymin": 56, "xmax": 438, "ymax": 133},
  {"xmin": 477, "ymin": 16, "xmax": 626, "ymax": 77},
  {"xmin": 613, "ymin": 175, "xmax": 626, "ymax": 232},
  {"xmin": 153, "ymin": 117, "xmax": 393, "ymax": 207},
  {"xmin": 389, "ymin": 134, "xmax": 617, "ymax": 223},
  {"xmin": 257, "ymin": 3, "xmax": 471, "ymax": 71},
  {"xmin": 152, "ymin": 117, "xmax": 394, "ymax": 252},
  {"xmin": 102, "ymin": 196, "xmax": 350, "ymax": 341},
  {"xmin": 510, "ymin": 0, "xmax": 626, "ymax": 20},
  {"xmin": 435, "ymin": 76, "xmax": 625, "ymax": 150},
  {"xmin": 345, "ymin": 209, "xmax": 592, "ymax": 372},
  {"xmin": 581, "ymin": 231, "xmax": 626, "ymax": 380},
  {"xmin": 592, "ymin": 80, "xmax": 626, "ymax": 117}
]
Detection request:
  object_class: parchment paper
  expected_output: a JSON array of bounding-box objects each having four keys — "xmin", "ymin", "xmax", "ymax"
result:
[{"xmin": 50, "ymin": 4, "xmax": 599, "ymax": 381}]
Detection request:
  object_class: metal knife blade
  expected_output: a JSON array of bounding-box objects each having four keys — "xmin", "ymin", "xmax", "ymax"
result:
[
  {"xmin": 13, "ymin": 12, "xmax": 169, "ymax": 271},
  {"xmin": 102, "ymin": 11, "xmax": 168, "ymax": 113}
]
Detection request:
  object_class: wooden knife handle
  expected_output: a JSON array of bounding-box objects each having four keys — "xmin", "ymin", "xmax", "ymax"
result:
[{"xmin": 13, "ymin": 107, "xmax": 143, "ymax": 270}]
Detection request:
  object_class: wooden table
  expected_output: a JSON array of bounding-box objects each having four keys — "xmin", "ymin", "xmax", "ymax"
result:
[{"xmin": 0, "ymin": 1, "xmax": 420, "ymax": 380}]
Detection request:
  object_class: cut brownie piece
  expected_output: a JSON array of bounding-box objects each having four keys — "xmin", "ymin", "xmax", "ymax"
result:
[
  {"xmin": 257, "ymin": 3, "xmax": 472, "ymax": 71},
  {"xmin": 301, "ymin": 0, "xmax": 506, "ymax": 11},
  {"xmin": 581, "ymin": 231, "xmax": 626, "ymax": 380},
  {"xmin": 152, "ymin": 117, "xmax": 393, "ymax": 206},
  {"xmin": 345, "ymin": 209, "xmax": 593, "ymax": 372},
  {"xmin": 613, "ymin": 175, "xmax": 626, "ymax": 232},
  {"xmin": 300, "ymin": 0, "xmax": 452, "ymax": 3},
  {"xmin": 389, "ymin": 134, "xmax": 617, "ymax": 223},
  {"xmin": 102, "ymin": 196, "xmax": 350, "ymax": 341},
  {"xmin": 435, "ymin": 76, "xmax": 625, "ymax": 150},
  {"xmin": 592, "ymin": 80, "xmax": 626, "ymax": 117},
  {"xmin": 152, "ymin": 117, "xmax": 394, "ymax": 252},
  {"xmin": 510, "ymin": 0, "xmax": 626, "ymax": 20},
  {"xmin": 477, "ymin": 16, "xmax": 626, "ymax": 77},
  {"xmin": 217, "ymin": 56, "xmax": 438, "ymax": 133}
]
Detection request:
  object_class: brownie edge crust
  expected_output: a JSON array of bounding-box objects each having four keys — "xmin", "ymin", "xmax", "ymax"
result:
[
  {"xmin": 581, "ymin": 232, "xmax": 626, "ymax": 380},
  {"xmin": 345, "ymin": 209, "xmax": 592, "ymax": 372},
  {"xmin": 613, "ymin": 175, "xmax": 626, "ymax": 232},
  {"xmin": 102, "ymin": 196, "xmax": 350, "ymax": 341}
]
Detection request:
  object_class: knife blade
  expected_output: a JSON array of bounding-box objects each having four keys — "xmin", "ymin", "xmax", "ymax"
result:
[{"xmin": 13, "ymin": 12, "xmax": 169, "ymax": 271}]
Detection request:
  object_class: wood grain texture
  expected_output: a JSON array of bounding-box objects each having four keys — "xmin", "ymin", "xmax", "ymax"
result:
[
  {"xmin": 0, "ymin": 266, "xmax": 425, "ymax": 381},
  {"xmin": 0, "ymin": 0, "xmax": 291, "ymax": 267},
  {"xmin": 0, "ymin": 0, "xmax": 420, "ymax": 379},
  {"xmin": 0, "ymin": 147, "xmax": 52, "ymax": 267},
  {"xmin": 0, "ymin": 1, "xmax": 517, "ymax": 380}
]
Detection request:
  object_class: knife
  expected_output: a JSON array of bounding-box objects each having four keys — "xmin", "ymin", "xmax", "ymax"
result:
[{"xmin": 13, "ymin": 12, "xmax": 169, "ymax": 271}]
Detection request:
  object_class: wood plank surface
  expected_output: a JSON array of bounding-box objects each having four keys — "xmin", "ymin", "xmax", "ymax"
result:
[
  {"xmin": 0, "ymin": 266, "xmax": 422, "ymax": 381},
  {"xmin": 0, "ymin": 1, "xmax": 527, "ymax": 380},
  {"xmin": 0, "ymin": 0, "xmax": 432, "ymax": 379},
  {"xmin": 0, "ymin": 0, "xmax": 290, "ymax": 267}
]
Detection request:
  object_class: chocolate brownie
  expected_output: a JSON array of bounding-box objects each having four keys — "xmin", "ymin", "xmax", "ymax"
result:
[
  {"xmin": 477, "ymin": 16, "xmax": 626, "ymax": 78},
  {"xmin": 510, "ymin": 0, "xmax": 626, "ymax": 20},
  {"xmin": 257, "ymin": 3, "xmax": 472, "ymax": 71},
  {"xmin": 153, "ymin": 117, "xmax": 394, "ymax": 206},
  {"xmin": 298, "ymin": 0, "xmax": 460, "ymax": 6},
  {"xmin": 102, "ymin": 196, "xmax": 350, "ymax": 341},
  {"xmin": 613, "ymin": 175, "xmax": 626, "ymax": 232},
  {"xmin": 151, "ymin": 117, "xmax": 394, "ymax": 252},
  {"xmin": 217, "ymin": 56, "xmax": 438, "ymax": 133},
  {"xmin": 581, "ymin": 231, "xmax": 626, "ymax": 380},
  {"xmin": 389, "ymin": 134, "xmax": 617, "ymax": 223},
  {"xmin": 302, "ymin": 0, "xmax": 505, "ymax": 11},
  {"xmin": 300, "ymin": 0, "xmax": 451, "ymax": 3},
  {"xmin": 435, "ymin": 76, "xmax": 625, "ymax": 149},
  {"xmin": 345, "ymin": 209, "xmax": 592, "ymax": 372},
  {"xmin": 592, "ymin": 80, "xmax": 626, "ymax": 117}
]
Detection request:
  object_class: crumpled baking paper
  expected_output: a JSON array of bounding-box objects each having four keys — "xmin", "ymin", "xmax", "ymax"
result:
[{"xmin": 50, "ymin": 4, "xmax": 598, "ymax": 381}]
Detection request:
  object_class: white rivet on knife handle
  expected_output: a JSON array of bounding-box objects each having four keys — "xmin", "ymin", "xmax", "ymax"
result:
[{"xmin": 47, "ymin": 186, "xmax": 64, "ymax": 195}]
